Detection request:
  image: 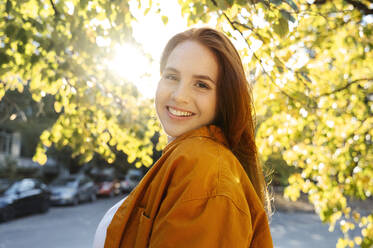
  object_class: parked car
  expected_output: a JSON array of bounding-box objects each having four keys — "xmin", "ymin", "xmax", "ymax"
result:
[
  {"xmin": 95, "ymin": 175, "xmax": 120, "ymax": 197},
  {"xmin": 49, "ymin": 175, "xmax": 97, "ymax": 206},
  {"xmin": 120, "ymin": 169, "xmax": 143, "ymax": 193},
  {"xmin": 0, "ymin": 178, "xmax": 50, "ymax": 222}
]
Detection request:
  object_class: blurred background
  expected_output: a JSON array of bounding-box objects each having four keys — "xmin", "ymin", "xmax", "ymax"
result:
[{"xmin": 0, "ymin": 0, "xmax": 372, "ymax": 247}]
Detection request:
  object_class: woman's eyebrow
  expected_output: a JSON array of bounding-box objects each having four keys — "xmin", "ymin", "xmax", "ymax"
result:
[
  {"xmin": 164, "ymin": 67, "xmax": 179, "ymax": 73},
  {"xmin": 193, "ymin": 75, "xmax": 216, "ymax": 85},
  {"xmin": 164, "ymin": 67, "xmax": 216, "ymax": 85}
]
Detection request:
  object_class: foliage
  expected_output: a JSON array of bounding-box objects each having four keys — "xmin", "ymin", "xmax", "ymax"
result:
[
  {"xmin": 264, "ymin": 151, "xmax": 298, "ymax": 186},
  {"xmin": 172, "ymin": 0, "xmax": 372, "ymax": 246},
  {"xmin": 0, "ymin": 85, "xmax": 58, "ymax": 158},
  {"xmin": 0, "ymin": 0, "xmax": 163, "ymax": 168}
]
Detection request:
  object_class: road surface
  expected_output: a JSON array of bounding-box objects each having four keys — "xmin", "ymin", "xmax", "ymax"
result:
[{"xmin": 0, "ymin": 195, "xmax": 344, "ymax": 248}]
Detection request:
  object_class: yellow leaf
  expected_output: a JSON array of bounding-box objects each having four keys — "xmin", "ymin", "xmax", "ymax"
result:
[
  {"xmin": 33, "ymin": 152, "xmax": 47, "ymax": 165},
  {"xmin": 54, "ymin": 101, "xmax": 62, "ymax": 113},
  {"xmin": 161, "ymin": 15, "xmax": 168, "ymax": 25},
  {"xmin": 0, "ymin": 89, "xmax": 5, "ymax": 101},
  {"xmin": 101, "ymin": 132, "xmax": 110, "ymax": 143},
  {"xmin": 17, "ymin": 83, "xmax": 24, "ymax": 93}
]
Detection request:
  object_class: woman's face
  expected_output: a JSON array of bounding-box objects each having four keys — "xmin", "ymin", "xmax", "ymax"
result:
[{"xmin": 155, "ymin": 40, "xmax": 218, "ymax": 140}]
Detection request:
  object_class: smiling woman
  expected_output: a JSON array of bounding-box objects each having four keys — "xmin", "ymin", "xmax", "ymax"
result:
[{"xmin": 94, "ymin": 27, "xmax": 273, "ymax": 248}]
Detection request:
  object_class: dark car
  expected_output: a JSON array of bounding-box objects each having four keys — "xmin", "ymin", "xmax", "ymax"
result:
[
  {"xmin": 49, "ymin": 175, "xmax": 97, "ymax": 206},
  {"xmin": 0, "ymin": 178, "xmax": 50, "ymax": 222}
]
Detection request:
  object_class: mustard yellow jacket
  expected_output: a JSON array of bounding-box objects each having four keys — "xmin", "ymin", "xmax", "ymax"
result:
[{"xmin": 105, "ymin": 125, "xmax": 273, "ymax": 248}]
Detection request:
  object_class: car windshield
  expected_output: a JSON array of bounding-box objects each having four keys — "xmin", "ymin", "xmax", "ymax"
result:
[
  {"xmin": 126, "ymin": 171, "xmax": 142, "ymax": 180},
  {"xmin": 51, "ymin": 178, "xmax": 77, "ymax": 187},
  {"xmin": 4, "ymin": 181, "xmax": 20, "ymax": 195},
  {"xmin": 5, "ymin": 179, "xmax": 35, "ymax": 194},
  {"xmin": 129, "ymin": 175, "xmax": 141, "ymax": 181}
]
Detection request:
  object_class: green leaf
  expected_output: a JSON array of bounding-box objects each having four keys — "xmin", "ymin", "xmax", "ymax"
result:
[
  {"xmin": 0, "ymin": 51, "xmax": 11, "ymax": 66},
  {"xmin": 226, "ymin": 0, "xmax": 234, "ymax": 6},
  {"xmin": 6, "ymin": 0, "xmax": 12, "ymax": 13},
  {"xmin": 236, "ymin": 0, "xmax": 248, "ymax": 6},
  {"xmin": 29, "ymin": 18, "xmax": 44, "ymax": 32},
  {"xmin": 16, "ymin": 28, "xmax": 28, "ymax": 44},
  {"xmin": 274, "ymin": 56, "xmax": 284, "ymax": 72},
  {"xmin": 273, "ymin": 17, "xmax": 289, "ymax": 38},
  {"xmin": 17, "ymin": 44, "xmax": 25, "ymax": 54},
  {"xmin": 216, "ymin": 0, "xmax": 229, "ymax": 10},
  {"xmin": 5, "ymin": 23, "xmax": 18, "ymax": 39},
  {"xmin": 195, "ymin": 3, "xmax": 204, "ymax": 16},
  {"xmin": 80, "ymin": 0, "xmax": 89, "ymax": 9},
  {"xmin": 258, "ymin": 35, "xmax": 271, "ymax": 44},
  {"xmin": 0, "ymin": 67, "xmax": 12, "ymax": 75}
]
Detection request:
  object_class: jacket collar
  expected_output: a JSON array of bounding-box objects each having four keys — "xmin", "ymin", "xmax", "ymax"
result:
[{"xmin": 162, "ymin": 125, "xmax": 229, "ymax": 154}]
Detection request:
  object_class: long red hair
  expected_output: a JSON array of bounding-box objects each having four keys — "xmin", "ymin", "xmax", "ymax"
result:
[{"xmin": 160, "ymin": 27, "xmax": 271, "ymax": 215}]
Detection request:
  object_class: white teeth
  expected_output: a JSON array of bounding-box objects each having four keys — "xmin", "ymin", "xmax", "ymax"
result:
[{"xmin": 168, "ymin": 107, "xmax": 193, "ymax": 117}]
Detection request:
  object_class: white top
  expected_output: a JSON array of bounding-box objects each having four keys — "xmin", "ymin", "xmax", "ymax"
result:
[{"xmin": 92, "ymin": 197, "xmax": 127, "ymax": 248}]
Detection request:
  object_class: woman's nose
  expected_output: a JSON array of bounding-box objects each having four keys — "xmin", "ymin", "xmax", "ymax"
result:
[{"xmin": 171, "ymin": 81, "xmax": 190, "ymax": 103}]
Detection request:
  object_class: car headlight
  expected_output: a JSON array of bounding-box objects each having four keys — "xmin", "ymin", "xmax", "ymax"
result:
[
  {"xmin": 102, "ymin": 184, "xmax": 112, "ymax": 190},
  {"xmin": 0, "ymin": 198, "xmax": 13, "ymax": 207}
]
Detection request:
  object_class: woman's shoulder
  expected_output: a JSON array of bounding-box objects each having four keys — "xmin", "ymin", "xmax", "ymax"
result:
[
  {"xmin": 165, "ymin": 136, "xmax": 259, "ymax": 214},
  {"xmin": 166, "ymin": 135, "xmax": 232, "ymax": 176}
]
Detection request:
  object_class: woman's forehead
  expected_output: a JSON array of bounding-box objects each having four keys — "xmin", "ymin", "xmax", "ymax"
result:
[{"xmin": 165, "ymin": 41, "xmax": 219, "ymax": 81}]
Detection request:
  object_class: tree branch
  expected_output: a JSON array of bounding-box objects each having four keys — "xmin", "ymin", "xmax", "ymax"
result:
[
  {"xmin": 313, "ymin": 0, "xmax": 373, "ymax": 15},
  {"xmin": 0, "ymin": 96, "xmax": 28, "ymax": 124},
  {"xmin": 209, "ymin": 0, "xmax": 300, "ymax": 104},
  {"xmin": 317, "ymin": 78, "xmax": 373, "ymax": 98},
  {"xmin": 344, "ymin": 0, "xmax": 373, "ymax": 15},
  {"xmin": 49, "ymin": 0, "xmax": 60, "ymax": 17}
]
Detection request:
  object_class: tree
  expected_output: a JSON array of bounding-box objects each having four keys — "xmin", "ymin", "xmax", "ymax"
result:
[
  {"xmin": 1, "ymin": 0, "xmax": 372, "ymax": 247},
  {"xmin": 0, "ymin": 85, "xmax": 58, "ymax": 157},
  {"xmin": 0, "ymin": 0, "xmax": 163, "ymax": 168},
  {"xmin": 172, "ymin": 0, "xmax": 372, "ymax": 246}
]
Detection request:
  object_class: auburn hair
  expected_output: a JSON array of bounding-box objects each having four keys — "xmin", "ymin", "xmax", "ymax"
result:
[{"xmin": 160, "ymin": 27, "xmax": 271, "ymax": 216}]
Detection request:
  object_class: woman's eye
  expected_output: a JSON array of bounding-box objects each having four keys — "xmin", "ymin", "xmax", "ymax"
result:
[
  {"xmin": 164, "ymin": 74, "xmax": 177, "ymax": 80},
  {"xmin": 196, "ymin": 81, "xmax": 209, "ymax": 89}
]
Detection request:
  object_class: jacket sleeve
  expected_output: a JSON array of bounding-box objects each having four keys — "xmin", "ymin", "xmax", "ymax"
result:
[{"xmin": 149, "ymin": 195, "xmax": 255, "ymax": 248}]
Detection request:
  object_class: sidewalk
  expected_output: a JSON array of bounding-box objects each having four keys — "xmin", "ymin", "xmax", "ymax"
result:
[{"xmin": 271, "ymin": 188, "xmax": 372, "ymax": 248}]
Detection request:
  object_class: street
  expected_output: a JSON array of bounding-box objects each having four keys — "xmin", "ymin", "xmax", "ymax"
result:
[{"xmin": 0, "ymin": 195, "xmax": 343, "ymax": 248}]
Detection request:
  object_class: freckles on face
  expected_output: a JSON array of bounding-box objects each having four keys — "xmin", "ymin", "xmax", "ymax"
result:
[{"xmin": 155, "ymin": 40, "xmax": 219, "ymax": 140}]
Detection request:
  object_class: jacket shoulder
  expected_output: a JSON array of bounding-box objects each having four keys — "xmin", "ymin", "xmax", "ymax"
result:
[
  {"xmin": 169, "ymin": 136, "xmax": 263, "ymax": 217},
  {"xmin": 163, "ymin": 136, "xmax": 224, "ymax": 198}
]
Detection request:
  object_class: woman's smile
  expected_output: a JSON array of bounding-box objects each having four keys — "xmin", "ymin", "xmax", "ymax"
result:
[{"xmin": 167, "ymin": 106, "xmax": 195, "ymax": 119}]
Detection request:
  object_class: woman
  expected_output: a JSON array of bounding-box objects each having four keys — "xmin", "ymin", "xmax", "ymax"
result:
[{"xmin": 93, "ymin": 27, "xmax": 273, "ymax": 248}]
